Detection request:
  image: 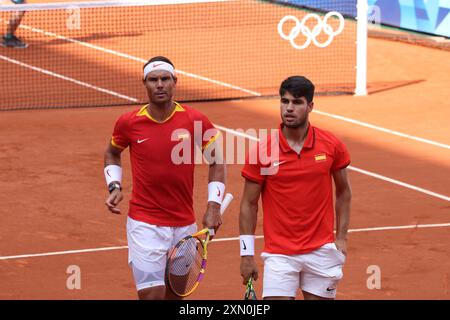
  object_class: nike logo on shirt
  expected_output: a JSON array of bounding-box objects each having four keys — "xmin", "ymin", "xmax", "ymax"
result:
[
  {"xmin": 137, "ymin": 138, "xmax": 150, "ymax": 144},
  {"xmin": 272, "ymin": 161, "xmax": 286, "ymax": 167}
]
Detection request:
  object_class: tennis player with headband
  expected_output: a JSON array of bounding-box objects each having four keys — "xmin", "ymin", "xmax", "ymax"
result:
[{"xmin": 103, "ymin": 56, "xmax": 226, "ymax": 300}]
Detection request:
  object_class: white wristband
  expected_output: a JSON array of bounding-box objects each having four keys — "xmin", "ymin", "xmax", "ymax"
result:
[
  {"xmin": 208, "ymin": 181, "xmax": 225, "ymax": 204},
  {"xmin": 104, "ymin": 165, "xmax": 122, "ymax": 186},
  {"xmin": 240, "ymin": 235, "xmax": 255, "ymax": 256}
]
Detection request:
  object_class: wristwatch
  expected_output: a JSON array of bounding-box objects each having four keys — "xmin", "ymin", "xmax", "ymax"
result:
[{"xmin": 108, "ymin": 182, "xmax": 122, "ymax": 193}]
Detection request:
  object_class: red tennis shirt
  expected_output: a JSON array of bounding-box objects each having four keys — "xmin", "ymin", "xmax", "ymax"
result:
[
  {"xmin": 241, "ymin": 123, "xmax": 351, "ymax": 254},
  {"xmin": 111, "ymin": 102, "xmax": 218, "ymax": 226}
]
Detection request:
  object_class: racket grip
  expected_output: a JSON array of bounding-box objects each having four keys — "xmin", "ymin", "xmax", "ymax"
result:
[
  {"xmin": 220, "ymin": 193, "xmax": 233, "ymax": 215},
  {"xmin": 209, "ymin": 193, "xmax": 233, "ymax": 236}
]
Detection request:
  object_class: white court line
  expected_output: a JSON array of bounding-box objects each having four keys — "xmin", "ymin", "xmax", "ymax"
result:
[
  {"xmin": 215, "ymin": 126, "xmax": 450, "ymax": 202},
  {"xmin": 348, "ymin": 166, "xmax": 450, "ymax": 202},
  {"xmin": 0, "ymin": 55, "xmax": 139, "ymax": 103},
  {"xmin": 214, "ymin": 222, "xmax": 450, "ymax": 242},
  {"xmin": 313, "ymin": 110, "xmax": 450, "ymax": 150},
  {"xmin": 0, "ymin": 246, "xmax": 128, "ymax": 261},
  {"xmin": 214, "ymin": 125, "xmax": 259, "ymax": 141},
  {"xmin": 7, "ymin": 20, "xmax": 261, "ymax": 97},
  {"xmin": 1, "ymin": 222, "xmax": 449, "ymax": 261}
]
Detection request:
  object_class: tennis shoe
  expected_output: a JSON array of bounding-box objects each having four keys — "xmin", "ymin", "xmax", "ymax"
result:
[{"xmin": 1, "ymin": 35, "xmax": 29, "ymax": 48}]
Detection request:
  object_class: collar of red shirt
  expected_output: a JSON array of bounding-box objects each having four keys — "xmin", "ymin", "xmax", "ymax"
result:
[
  {"xmin": 278, "ymin": 123, "xmax": 315, "ymax": 153},
  {"xmin": 137, "ymin": 101, "xmax": 185, "ymax": 123}
]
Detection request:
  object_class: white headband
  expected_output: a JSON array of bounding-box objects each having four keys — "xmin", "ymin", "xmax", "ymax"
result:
[{"xmin": 143, "ymin": 61, "xmax": 175, "ymax": 79}]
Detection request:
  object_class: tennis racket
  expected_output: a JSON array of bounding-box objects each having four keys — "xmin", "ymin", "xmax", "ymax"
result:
[
  {"xmin": 165, "ymin": 193, "xmax": 233, "ymax": 297},
  {"xmin": 244, "ymin": 276, "xmax": 257, "ymax": 300}
]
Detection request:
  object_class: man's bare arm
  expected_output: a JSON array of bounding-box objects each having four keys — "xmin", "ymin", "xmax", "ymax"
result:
[
  {"xmin": 104, "ymin": 141, "xmax": 125, "ymax": 214},
  {"xmin": 333, "ymin": 168, "xmax": 352, "ymax": 255},
  {"xmin": 239, "ymin": 179, "xmax": 262, "ymax": 283},
  {"xmin": 203, "ymin": 142, "xmax": 227, "ymax": 231}
]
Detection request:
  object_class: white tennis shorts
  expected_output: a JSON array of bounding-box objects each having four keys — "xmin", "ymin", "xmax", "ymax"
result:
[
  {"xmin": 126, "ymin": 216, "xmax": 197, "ymax": 291},
  {"xmin": 261, "ymin": 242, "xmax": 346, "ymax": 299}
]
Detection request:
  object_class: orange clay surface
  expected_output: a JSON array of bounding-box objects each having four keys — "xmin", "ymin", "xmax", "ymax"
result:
[{"xmin": 0, "ymin": 1, "xmax": 449, "ymax": 301}]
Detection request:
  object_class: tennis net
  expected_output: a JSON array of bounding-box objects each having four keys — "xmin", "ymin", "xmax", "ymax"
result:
[{"xmin": 0, "ymin": 0, "xmax": 359, "ymax": 110}]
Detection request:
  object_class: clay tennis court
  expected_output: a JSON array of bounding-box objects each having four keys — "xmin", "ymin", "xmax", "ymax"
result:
[{"xmin": 0, "ymin": 0, "xmax": 449, "ymax": 300}]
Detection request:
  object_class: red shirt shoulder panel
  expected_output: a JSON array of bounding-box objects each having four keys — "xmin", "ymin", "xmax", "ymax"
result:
[
  {"xmin": 313, "ymin": 127, "xmax": 351, "ymax": 171},
  {"xmin": 111, "ymin": 108, "xmax": 141, "ymax": 149},
  {"xmin": 183, "ymin": 106, "xmax": 219, "ymax": 149}
]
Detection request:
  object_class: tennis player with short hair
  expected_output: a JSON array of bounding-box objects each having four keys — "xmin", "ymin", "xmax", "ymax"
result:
[
  {"xmin": 239, "ymin": 76, "xmax": 352, "ymax": 300},
  {"xmin": 1, "ymin": 0, "xmax": 28, "ymax": 48},
  {"xmin": 104, "ymin": 56, "xmax": 226, "ymax": 300}
]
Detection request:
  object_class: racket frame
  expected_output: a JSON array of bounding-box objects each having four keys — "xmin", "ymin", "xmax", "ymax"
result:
[
  {"xmin": 244, "ymin": 276, "xmax": 257, "ymax": 300},
  {"xmin": 165, "ymin": 193, "xmax": 233, "ymax": 297},
  {"xmin": 166, "ymin": 228, "xmax": 211, "ymax": 297}
]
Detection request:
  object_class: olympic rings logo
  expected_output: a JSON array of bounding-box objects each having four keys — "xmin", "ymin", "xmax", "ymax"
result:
[{"xmin": 277, "ymin": 12, "xmax": 345, "ymax": 50}]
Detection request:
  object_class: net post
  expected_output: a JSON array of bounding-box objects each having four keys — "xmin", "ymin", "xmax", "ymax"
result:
[{"xmin": 355, "ymin": 0, "xmax": 368, "ymax": 96}]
